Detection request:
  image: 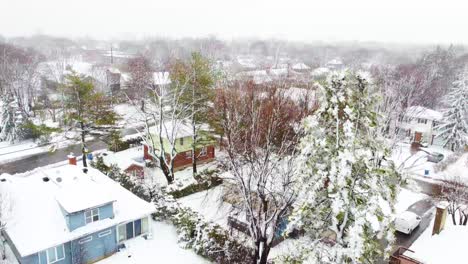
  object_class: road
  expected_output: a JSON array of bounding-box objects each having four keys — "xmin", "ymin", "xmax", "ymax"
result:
[{"xmin": 0, "ymin": 127, "xmax": 140, "ymax": 175}]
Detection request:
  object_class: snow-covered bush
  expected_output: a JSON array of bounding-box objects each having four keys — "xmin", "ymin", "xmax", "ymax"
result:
[
  {"xmin": 152, "ymin": 190, "xmax": 254, "ymax": 263},
  {"xmin": 434, "ymin": 152, "xmax": 463, "ymax": 173}
]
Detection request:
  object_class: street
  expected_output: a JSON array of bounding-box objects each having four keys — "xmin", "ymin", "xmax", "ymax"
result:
[{"xmin": 0, "ymin": 127, "xmax": 140, "ymax": 175}]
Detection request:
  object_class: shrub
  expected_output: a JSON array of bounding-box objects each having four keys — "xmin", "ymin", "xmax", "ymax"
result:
[{"xmin": 152, "ymin": 190, "xmax": 255, "ymax": 263}]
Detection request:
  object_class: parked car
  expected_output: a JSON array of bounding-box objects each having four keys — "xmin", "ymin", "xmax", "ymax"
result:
[
  {"xmin": 427, "ymin": 152, "xmax": 444, "ymax": 163},
  {"xmin": 395, "ymin": 211, "xmax": 422, "ymax": 234}
]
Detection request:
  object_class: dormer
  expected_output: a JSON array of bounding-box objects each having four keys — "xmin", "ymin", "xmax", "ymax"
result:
[
  {"xmin": 59, "ymin": 201, "xmax": 115, "ymax": 231},
  {"xmin": 55, "ymin": 177, "xmax": 116, "ymax": 231}
]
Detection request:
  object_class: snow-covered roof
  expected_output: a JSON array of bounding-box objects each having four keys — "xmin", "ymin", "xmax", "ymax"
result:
[
  {"xmin": 311, "ymin": 67, "xmax": 330, "ymax": 76},
  {"xmin": 405, "ymin": 106, "xmax": 443, "ymax": 121},
  {"xmin": 237, "ymin": 70, "xmax": 272, "ymax": 84},
  {"xmin": 101, "ymin": 147, "xmax": 145, "ymax": 172},
  {"xmin": 326, "ymin": 58, "xmax": 343, "ymax": 66},
  {"xmin": 150, "ymin": 121, "xmax": 196, "ymax": 140},
  {"xmin": 153, "ymin": 72, "xmax": 171, "ymax": 85},
  {"xmin": 292, "ymin": 62, "xmax": 310, "ymax": 70},
  {"xmin": 107, "ymin": 67, "xmax": 121, "ymax": 74},
  {"xmin": 269, "ymin": 68, "xmax": 288, "ymax": 76},
  {"xmin": 0, "ymin": 165, "xmax": 155, "ymax": 257}
]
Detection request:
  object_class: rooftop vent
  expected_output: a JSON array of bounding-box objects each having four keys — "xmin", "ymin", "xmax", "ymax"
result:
[
  {"xmin": 0, "ymin": 178, "xmax": 6, "ymax": 182},
  {"xmin": 42, "ymin": 177, "xmax": 50, "ymax": 182},
  {"xmin": 56, "ymin": 177, "xmax": 62, "ymax": 183}
]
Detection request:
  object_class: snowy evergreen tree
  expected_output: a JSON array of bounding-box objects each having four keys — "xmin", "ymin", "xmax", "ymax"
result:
[
  {"xmin": 0, "ymin": 92, "xmax": 21, "ymax": 142},
  {"xmin": 285, "ymin": 72, "xmax": 400, "ymax": 263},
  {"xmin": 436, "ymin": 74, "xmax": 468, "ymax": 151}
]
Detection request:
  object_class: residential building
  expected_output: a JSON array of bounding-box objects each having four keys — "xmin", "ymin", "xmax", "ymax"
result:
[
  {"xmin": 143, "ymin": 123, "xmax": 215, "ymax": 170},
  {"xmin": 396, "ymin": 106, "xmax": 443, "ymax": 145},
  {"xmin": 0, "ymin": 159, "xmax": 155, "ymax": 264}
]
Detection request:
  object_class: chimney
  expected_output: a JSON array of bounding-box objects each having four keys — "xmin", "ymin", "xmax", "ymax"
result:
[
  {"xmin": 432, "ymin": 201, "xmax": 449, "ymax": 235},
  {"xmin": 68, "ymin": 153, "xmax": 77, "ymax": 165}
]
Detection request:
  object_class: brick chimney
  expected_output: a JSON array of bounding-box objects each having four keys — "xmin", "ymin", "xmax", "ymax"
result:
[
  {"xmin": 432, "ymin": 201, "xmax": 449, "ymax": 235},
  {"xmin": 67, "ymin": 153, "xmax": 77, "ymax": 165}
]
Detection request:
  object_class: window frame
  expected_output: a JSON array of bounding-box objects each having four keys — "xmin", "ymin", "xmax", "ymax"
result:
[
  {"xmin": 85, "ymin": 208, "xmax": 100, "ymax": 224},
  {"xmin": 46, "ymin": 244, "xmax": 65, "ymax": 264},
  {"xmin": 185, "ymin": 150, "xmax": 192, "ymax": 159},
  {"xmin": 78, "ymin": 236, "xmax": 93, "ymax": 244},
  {"xmin": 200, "ymin": 147, "xmax": 207, "ymax": 157},
  {"xmin": 98, "ymin": 229, "xmax": 112, "ymax": 238}
]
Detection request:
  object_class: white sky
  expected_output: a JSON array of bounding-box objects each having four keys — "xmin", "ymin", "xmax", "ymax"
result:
[{"xmin": 1, "ymin": 0, "xmax": 468, "ymax": 44}]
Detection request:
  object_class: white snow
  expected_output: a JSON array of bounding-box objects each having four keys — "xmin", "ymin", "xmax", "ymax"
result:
[
  {"xmin": 177, "ymin": 186, "xmax": 233, "ymax": 227},
  {"xmin": 99, "ymin": 221, "xmax": 209, "ymax": 264},
  {"xmin": 390, "ymin": 142, "xmax": 467, "ymax": 182},
  {"xmin": 405, "ymin": 106, "xmax": 443, "ymax": 121},
  {"xmin": 0, "ymin": 165, "xmax": 155, "ymax": 257},
  {"xmin": 410, "ymin": 213, "xmax": 468, "ymax": 264},
  {"xmin": 101, "ymin": 147, "xmax": 145, "ymax": 172},
  {"xmin": 153, "ymin": 71, "xmax": 171, "ymax": 85},
  {"xmin": 291, "ymin": 62, "xmax": 310, "ymax": 70}
]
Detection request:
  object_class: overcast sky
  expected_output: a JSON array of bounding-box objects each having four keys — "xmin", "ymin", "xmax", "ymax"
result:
[{"xmin": 1, "ymin": 0, "xmax": 468, "ymax": 44}]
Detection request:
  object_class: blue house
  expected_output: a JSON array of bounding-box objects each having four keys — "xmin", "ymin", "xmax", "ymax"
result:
[{"xmin": 0, "ymin": 163, "xmax": 156, "ymax": 264}]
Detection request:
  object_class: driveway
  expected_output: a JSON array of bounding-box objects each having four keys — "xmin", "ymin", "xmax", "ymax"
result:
[{"xmin": 394, "ymin": 198, "xmax": 435, "ymax": 249}]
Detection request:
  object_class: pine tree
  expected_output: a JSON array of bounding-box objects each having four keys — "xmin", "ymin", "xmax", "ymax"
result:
[
  {"xmin": 436, "ymin": 74, "xmax": 468, "ymax": 151},
  {"xmin": 0, "ymin": 92, "xmax": 20, "ymax": 142},
  {"xmin": 287, "ymin": 72, "xmax": 400, "ymax": 263}
]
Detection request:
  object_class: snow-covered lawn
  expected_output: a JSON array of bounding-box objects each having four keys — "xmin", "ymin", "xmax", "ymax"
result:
[
  {"xmin": 99, "ymin": 221, "xmax": 210, "ymax": 264},
  {"xmin": 395, "ymin": 188, "xmax": 428, "ymax": 214},
  {"xmin": 410, "ymin": 213, "xmax": 468, "ymax": 263},
  {"xmin": 114, "ymin": 103, "xmax": 145, "ymax": 128},
  {"xmin": 390, "ymin": 142, "xmax": 467, "ymax": 181},
  {"xmin": 177, "ymin": 186, "xmax": 232, "ymax": 227}
]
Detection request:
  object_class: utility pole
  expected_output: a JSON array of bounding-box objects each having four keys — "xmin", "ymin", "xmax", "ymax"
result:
[{"xmin": 110, "ymin": 46, "xmax": 113, "ymax": 64}]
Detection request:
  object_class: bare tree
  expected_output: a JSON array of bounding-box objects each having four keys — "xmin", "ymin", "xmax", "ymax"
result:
[
  {"xmin": 441, "ymin": 176, "xmax": 468, "ymax": 225},
  {"xmin": 129, "ymin": 70, "xmax": 192, "ymax": 184},
  {"xmin": 217, "ymin": 82, "xmax": 302, "ymax": 264}
]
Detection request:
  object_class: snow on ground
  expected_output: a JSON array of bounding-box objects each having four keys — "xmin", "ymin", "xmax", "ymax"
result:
[
  {"xmin": 395, "ymin": 188, "xmax": 428, "ymax": 214},
  {"xmin": 114, "ymin": 103, "xmax": 145, "ymax": 128},
  {"xmin": 390, "ymin": 142, "xmax": 467, "ymax": 181},
  {"xmin": 99, "ymin": 221, "xmax": 210, "ymax": 264},
  {"xmin": 177, "ymin": 186, "xmax": 233, "ymax": 227},
  {"xmin": 410, "ymin": 213, "xmax": 468, "ymax": 264},
  {"xmin": 0, "ymin": 135, "xmax": 95, "ymax": 164}
]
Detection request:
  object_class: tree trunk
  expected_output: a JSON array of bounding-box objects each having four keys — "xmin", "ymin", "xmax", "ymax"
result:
[
  {"xmin": 159, "ymin": 156, "xmax": 173, "ymax": 184},
  {"xmin": 452, "ymin": 212, "xmax": 457, "ymax": 225},
  {"xmin": 80, "ymin": 121, "xmax": 87, "ymax": 168},
  {"xmin": 258, "ymin": 244, "xmax": 271, "ymax": 264}
]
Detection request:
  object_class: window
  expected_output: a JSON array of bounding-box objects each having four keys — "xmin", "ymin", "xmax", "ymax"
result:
[
  {"xmin": 98, "ymin": 229, "xmax": 112, "ymax": 238},
  {"xmin": 85, "ymin": 208, "xmax": 99, "ymax": 224},
  {"xmin": 185, "ymin": 150, "xmax": 192, "ymax": 159},
  {"xmin": 118, "ymin": 224, "xmax": 126, "ymax": 242},
  {"xmin": 79, "ymin": 236, "xmax": 92, "ymax": 244},
  {"xmin": 180, "ymin": 137, "xmax": 184, "ymax": 145},
  {"xmin": 200, "ymin": 147, "xmax": 207, "ymax": 157},
  {"xmin": 46, "ymin": 245, "xmax": 65, "ymax": 264},
  {"xmin": 417, "ymin": 118, "xmax": 427, "ymax": 124},
  {"xmin": 141, "ymin": 217, "xmax": 149, "ymax": 234},
  {"xmin": 118, "ymin": 218, "xmax": 149, "ymax": 243}
]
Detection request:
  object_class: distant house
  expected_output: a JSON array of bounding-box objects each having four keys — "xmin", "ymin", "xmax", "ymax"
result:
[
  {"xmin": 106, "ymin": 68, "xmax": 121, "ymax": 93},
  {"xmin": 143, "ymin": 123, "xmax": 215, "ymax": 170},
  {"xmin": 291, "ymin": 62, "xmax": 311, "ymax": 72},
  {"xmin": 0, "ymin": 160, "xmax": 155, "ymax": 264},
  {"xmin": 396, "ymin": 106, "xmax": 444, "ymax": 145},
  {"xmin": 325, "ymin": 58, "xmax": 344, "ymax": 70},
  {"xmin": 236, "ymin": 70, "xmax": 272, "ymax": 84},
  {"xmin": 101, "ymin": 147, "xmax": 146, "ymax": 179}
]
